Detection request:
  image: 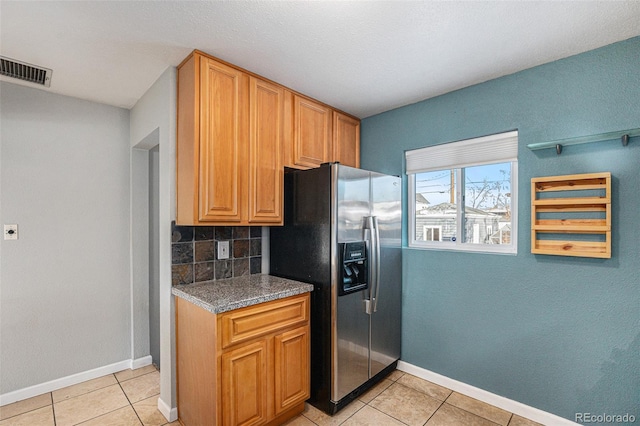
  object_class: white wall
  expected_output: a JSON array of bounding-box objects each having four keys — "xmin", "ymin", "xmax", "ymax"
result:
[
  {"xmin": 129, "ymin": 66, "xmax": 177, "ymax": 421},
  {"xmin": 0, "ymin": 82, "xmax": 131, "ymax": 394}
]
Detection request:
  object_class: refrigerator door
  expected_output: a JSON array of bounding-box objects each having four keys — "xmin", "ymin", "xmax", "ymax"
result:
[
  {"xmin": 333, "ymin": 165, "xmax": 371, "ymax": 401},
  {"xmin": 369, "ymin": 172, "xmax": 402, "ymax": 377}
]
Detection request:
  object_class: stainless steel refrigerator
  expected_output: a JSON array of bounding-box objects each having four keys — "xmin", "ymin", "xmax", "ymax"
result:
[{"xmin": 270, "ymin": 163, "xmax": 402, "ymax": 415}]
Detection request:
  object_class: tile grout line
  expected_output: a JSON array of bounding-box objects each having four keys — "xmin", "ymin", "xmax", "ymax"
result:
[
  {"xmin": 377, "ymin": 380, "xmax": 446, "ymax": 425},
  {"xmin": 402, "ymin": 380, "xmax": 511, "ymax": 426},
  {"xmin": 300, "ymin": 409, "xmax": 319, "ymax": 425},
  {"xmin": 338, "ymin": 401, "xmax": 366, "ymax": 425},
  {"xmin": 299, "ymin": 413, "xmax": 317, "ymax": 425},
  {"xmin": 443, "ymin": 392, "xmax": 510, "ymax": 426},
  {"xmin": 297, "ymin": 372, "xmax": 430, "ymax": 426},
  {"xmin": 359, "ymin": 379, "xmax": 432, "ymax": 426},
  {"xmin": 50, "ymin": 392, "xmax": 57, "ymax": 426},
  {"xmin": 115, "ymin": 372, "xmax": 145, "ymax": 426},
  {"xmin": 72, "ymin": 371, "xmax": 146, "ymax": 426},
  {"xmin": 365, "ymin": 403, "xmax": 412, "ymax": 425},
  {"xmin": 420, "ymin": 397, "xmax": 446, "ymax": 426},
  {"xmin": 427, "ymin": 400, "xmax": 504, "ymax": 426},
  {"xmin": 93, "ymin": 368, "xmax": 158, "ymax": 425},
  {"xmin": 0, "ymin": 393, "xmax": 53, "ymax": 422},
  {"xmin": 365, "ymin": 374, "xmax": 509, "ymax": 426},
  {"xmin": 115, "ymin": 367, "xmax": 157, "ymax": 384},
  {"xmin": 297, "ymin": 370, "xmax": 522, "ymax": 426},
  {"xmin": 2, "ymin": 368, "xmax": 163, "ymax": 426},
  {"xmin": 68, "ymin": 374, "xmax": 130, "ymax": 426}
]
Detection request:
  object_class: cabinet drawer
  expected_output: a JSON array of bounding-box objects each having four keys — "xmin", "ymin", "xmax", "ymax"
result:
[{"xmin": 219, "ymin": 294, "xmax": 309, "ymax": 349}]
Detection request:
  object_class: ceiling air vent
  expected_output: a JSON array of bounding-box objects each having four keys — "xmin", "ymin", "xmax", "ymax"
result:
[{"xmin": 0, "ymin": 56, "xmax": 52, "ymax": 87}]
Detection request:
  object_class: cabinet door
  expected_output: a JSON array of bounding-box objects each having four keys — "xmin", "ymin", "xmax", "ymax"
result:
[
  {"xmin": 333, "ymin": 112, "xmax": 360, "ymax": 168},
  {"xmin": 248, "ymin": 77, "xmax": 284, "ymax": 224},
  {"xmin": 273, "ymin": 325, "xmax": 310, "ymax": 416},
  {"xmin": 221, "ymin": 340, "xmax": 268, "ymax": 426},
  {"xmin": 199, "ymin": 57, "xmax": 248, "ymax": 222},
  {"xmin": 292, "ymin": 95, "xmax": 331, "ymax": 169}
]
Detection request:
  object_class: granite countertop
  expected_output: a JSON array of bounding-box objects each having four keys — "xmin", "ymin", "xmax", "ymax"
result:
[{"xmin": 172, "ymin": 274, "xmax": 314, "ymax": 314}]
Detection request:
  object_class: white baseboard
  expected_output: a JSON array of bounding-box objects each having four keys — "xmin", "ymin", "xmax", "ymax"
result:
[
  {"xmin": 158, "ymin": 396, "xmax": 178, "ymax": 422},
  {"xmin": 0, "ymin": 356, "xmax": 154, "ymax": 406},
  {"xmin": 131, "ymin": 355, "xmax": 153, "ymax": 370},
  {"xmin": 397, "ymin": 361, "xmax": 578, "ymax": 426}
]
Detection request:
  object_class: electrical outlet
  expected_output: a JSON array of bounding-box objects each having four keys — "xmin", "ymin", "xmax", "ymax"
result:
[
  {"xmin": 218, "ymin": 241, "xmax": 230, "ymax": 259},
  {"xmin": 4, "ymin": 224, "xmax": 18, "ymax": 240}
]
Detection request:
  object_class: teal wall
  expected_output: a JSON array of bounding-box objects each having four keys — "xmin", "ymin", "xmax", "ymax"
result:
[{"xmin": 361, "ymin": 37, "xmax": 639, "ymax": 423}]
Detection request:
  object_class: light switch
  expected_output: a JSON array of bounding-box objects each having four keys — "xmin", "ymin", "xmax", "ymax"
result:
[
  {"xmin": 218, "ymin": 241, "xmax": 229, "ymax": 259},
  {"xmin": 4, "ymin": 224, "xmax": 18, "ymax": 240}
]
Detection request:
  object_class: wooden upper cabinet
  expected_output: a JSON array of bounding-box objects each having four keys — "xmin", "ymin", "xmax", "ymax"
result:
[
  {"xmin": 284, "ymin": 92, "xmax": 361, "ymax": 170},
  {"xmin": 333, "ymin": 112, "xmax": 360, "ymax": 168},
  {"xmin": 290, "ymin": 94, "xmax": 332, "ymax": 169},
  {"xmin": 248, "ymin": 77, "xmax": 284, "ymax": 224},
  {"xmin": 177, "ymin": 51, "xmax": 282, "ymax": 226},
  {"xmin": 177, "ymin": 49, "xmax": 360, "ymax": 225},
  {"xmin": 198, "ymin": 57, "xmax": 248, "ymax": 223}
]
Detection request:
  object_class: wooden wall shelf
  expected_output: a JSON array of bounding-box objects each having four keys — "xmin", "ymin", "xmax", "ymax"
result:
[{"xmin": 531, "ymin": 172, "xmax": 611, "ymax": 258}]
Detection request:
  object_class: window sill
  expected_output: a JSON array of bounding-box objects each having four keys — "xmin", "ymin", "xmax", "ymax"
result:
[{"xmin": 407, "ymin": 242, "xmax": 517, "ymax": 255}]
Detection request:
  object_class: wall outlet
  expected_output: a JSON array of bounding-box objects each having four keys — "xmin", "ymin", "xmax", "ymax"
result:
[
  {"xmin": 4, "ymin": 224, "xmax": 18, "ymax": 240},
  {"xmin": 218, "ymin": 241, "xmax": 229, "ymax": 260}
]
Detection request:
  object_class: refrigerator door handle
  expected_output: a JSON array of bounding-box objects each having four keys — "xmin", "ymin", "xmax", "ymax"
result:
[
  {"xmin": 363, "ymin": 216, "xmax": 376, "ymax": 315},
  {"xmin": 372, "ymin": 216, "xmax": 381, "ymax": 312}
]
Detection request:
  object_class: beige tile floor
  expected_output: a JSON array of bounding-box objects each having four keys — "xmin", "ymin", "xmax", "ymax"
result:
[
  {"xmin": 1, "ymin": 366, "xmax": 544, "ymax": 426},
  {"xmin": 284, "ymin": 370, "xmax": 545, "ymax": 426},
  {"xmin": 0, "ymin": 365, "xmax": 178, "ymax": 426}
]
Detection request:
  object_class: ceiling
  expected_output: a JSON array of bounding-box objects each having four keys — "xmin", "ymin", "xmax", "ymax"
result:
[{"xmin": 1, "ymin": 1, "xmax": 639, "ymax": 119}]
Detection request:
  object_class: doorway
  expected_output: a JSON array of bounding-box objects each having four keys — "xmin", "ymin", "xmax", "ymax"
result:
[
  {"xmin": 131, "ymin": 129, "xmax": 160, "ymax": 366},
  {"xmin": 148, "ymin": 145, "xmax": 160, "ymax": 365}
]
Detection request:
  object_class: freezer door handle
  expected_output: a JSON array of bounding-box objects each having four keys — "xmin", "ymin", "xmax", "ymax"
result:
[
  {"xmin": 372, "ymin": 216, "xmax": 381, "ymax": 312},
  {"xmin": 363, "ymin": 217, "xmax": 376, "ymax": 315},
  {"xmin": 363, "ymin": 216, "xmax": 381, "ymax": 314}
]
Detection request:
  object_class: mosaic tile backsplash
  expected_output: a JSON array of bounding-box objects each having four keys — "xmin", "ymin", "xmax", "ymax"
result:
[{"xmin": 171, "ymin": 222, "xmax": 262, "ymax": 286}]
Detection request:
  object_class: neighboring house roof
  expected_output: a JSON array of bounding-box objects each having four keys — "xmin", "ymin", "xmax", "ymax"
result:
[
  {"xmin": 416, "ymin": 193, "xmax": 430, "ymax": 204},
  {"xmin": 418, "ymin": 202, "xmax": 497, "ymax": 217}
]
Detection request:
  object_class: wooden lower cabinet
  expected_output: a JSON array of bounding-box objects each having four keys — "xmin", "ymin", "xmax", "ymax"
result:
[
  {"xmin": 274, "ymin": 326, "xmax": 309, "ymax": 416},
  {"xmin": 221, "ymin": 340, "xmax": 268, "ymax": 426},
  {"xmin": 176, "ymin": 293, "xmax": 310, "ymax": 426}
]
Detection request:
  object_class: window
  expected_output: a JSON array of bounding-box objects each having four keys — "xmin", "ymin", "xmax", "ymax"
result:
[
  {"xmin": 406, "ymin": 131, "xmax": 518, "ymax": 254},
  {"xmin": 422, "ymin": 226, "xmax": 442, "ymax": 242}
]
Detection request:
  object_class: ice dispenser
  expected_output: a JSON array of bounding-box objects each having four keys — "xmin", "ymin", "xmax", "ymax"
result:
[{"xmin": 339, "ymin": 241, "xmax": 368, "ymax": 295}]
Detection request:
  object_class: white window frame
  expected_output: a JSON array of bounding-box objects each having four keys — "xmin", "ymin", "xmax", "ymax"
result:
[
  {"xmin": 407, "ymin": 131, "xmax": 518, "ymax": 255},
  {"xmin": 422, "ymin": 225, "xmax": 443, "ymax": 242}
]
